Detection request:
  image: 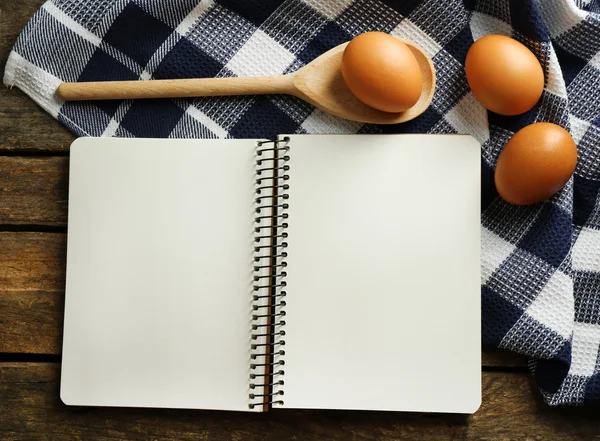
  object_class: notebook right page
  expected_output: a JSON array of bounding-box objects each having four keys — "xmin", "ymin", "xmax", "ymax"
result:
[{"xmin": 279, "ymin": 134, "xmax": 481, "ymax": 413}]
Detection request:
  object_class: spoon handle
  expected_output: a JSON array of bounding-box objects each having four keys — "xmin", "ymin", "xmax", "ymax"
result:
[{"xmin": 57, "ymin": 75, "xmax": 295, "ymax": 101}]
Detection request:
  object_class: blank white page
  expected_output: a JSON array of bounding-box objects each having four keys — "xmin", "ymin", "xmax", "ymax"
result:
[
  {"xmin": 61, "ymin": 137, "xmax": 259, "ymax": 411},
  {"xmin": 279, "ymin": 134, "xmax": 481, "ymax": 413}
]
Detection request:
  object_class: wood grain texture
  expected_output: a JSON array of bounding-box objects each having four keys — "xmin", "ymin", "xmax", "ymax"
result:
[
  {"xmin": 1, "ymin": 363, "xmax": 598, "ymax": 441},
  {"xmin": 0, "ymin": 0, "xmax": 75, "ymax": 152},
  {"xmin": 0, "ymin": 232, "xmax": 66, "ymax": 354},
  {"xmin": 0, "ymin": 157, "xmax": 68, "ymax": 226}
]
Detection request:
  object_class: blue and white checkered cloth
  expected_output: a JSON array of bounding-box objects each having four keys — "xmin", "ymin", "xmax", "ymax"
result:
[{"xmin": 5, "ymin": 0, "xmax": 600, "ymax": 406}]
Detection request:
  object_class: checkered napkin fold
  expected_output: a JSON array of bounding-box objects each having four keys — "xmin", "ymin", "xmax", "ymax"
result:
[{"xmin": 5, "ymin": 0, "xmax": 600, "ymax": 406}]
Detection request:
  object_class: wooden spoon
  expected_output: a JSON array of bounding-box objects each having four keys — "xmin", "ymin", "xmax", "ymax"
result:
[{"xmin": 57, "ymin": 38, "xmax": 435, "ymax": 125}]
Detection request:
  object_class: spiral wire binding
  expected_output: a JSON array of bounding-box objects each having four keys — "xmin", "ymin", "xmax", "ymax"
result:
[{"xmin": 249, "ymin": 138, "xmax": 290, "ymax": 410}]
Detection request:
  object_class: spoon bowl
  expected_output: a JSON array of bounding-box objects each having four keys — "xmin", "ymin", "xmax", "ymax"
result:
[
  {"xmin": 291, "ymin": 38, "xmax": 436, "ymax": 124},
  {"xmin": 57, "ymin": 37, "xmax": 436, "ymax": 125}
]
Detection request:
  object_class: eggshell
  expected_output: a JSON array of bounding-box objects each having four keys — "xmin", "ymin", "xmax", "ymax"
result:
[
  {"xmin": 341, "ymin": 32, "xmax": 422, "ymax": 113},
  {"xmin": 465, "ymin": 35, "xmax": 544, "ymax": 116},
  {"xmin": 495, "ymin": 123, "xmax": 577, "ymax": 205}
]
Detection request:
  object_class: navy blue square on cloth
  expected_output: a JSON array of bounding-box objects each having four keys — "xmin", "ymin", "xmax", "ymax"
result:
[
  {"xmin": 120, "ymin": 99, "xmax": 185, "ymax": 138},
  {"xmin": 518, "ymin": 203, "xmax": 572, "ymax": 269},
  {"xmin": 153, "ymin": 38, "xmax": 223, "ymax": 80},
  {"xmin": 216, "ymin": 0, "xmax": 284, "ymax": 26},
  {"xmin": 230, "ymin": 97, "xmax": 297, "ymax": 139},
  {"xmin": 554, "ymin": 44, "xmax": 588, "ymax": 88},
  {"xmin": 586, "ymin": 373, "xmax": 600, "ymax": 406},
  {"xmin": 481, "ymin": 285, "xmax": 524, "ymax": 347},
  {"xmin": 444, "ymin": 26, "xmax": 474, "ymax": 65},
  {"xmin": 574, "ymin": 175, "xmax": 600, "ymax": 227},
  {"xmin": 103, "ymin": 3, "xmax": 174, "ymax": 66},
  {"xmin": 78, "ymin": 48, "xmax": 139, "ymax": 116},
  {"xmin": 79, "ymin": 48, "xmax": 139, "ymax": 82},
  {"xmin": 509, "ymin": 0, "xmax": 549, "ymax": 41},
  {"xmin": 378, "ymin": 0, "xmax": 423, "ymax": 17},
  {"xmin": 481, "ymin": 157, "xmax": 498, "ymax": 211},
  {"xmin": 533, "ymin": 342, "xmax": 572, "ymax": 394}
]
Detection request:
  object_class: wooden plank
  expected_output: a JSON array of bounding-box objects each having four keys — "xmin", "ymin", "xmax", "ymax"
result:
[
  {"xmin": 0, "ymin": 0, "xmax": 75, "ymax": 152},
  {"xmin": 0, "ymin": 363, "xmax": 597, "ymax": 441},
  {"xmin": 0, "ymin": 157, "xmax": 68, "ymax": 226},
  {"xmin": 0, "ymin": 232, "xmax": 526, "ymax": 368},
  {"xmin": 0, "ymin": 233, "xmax": 66, "ymax": 354}
]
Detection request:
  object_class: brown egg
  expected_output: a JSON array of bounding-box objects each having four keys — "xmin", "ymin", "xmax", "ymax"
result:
[
  {"xmin": 465, "ymin": 35, "xmax": 544, "ymax": 116},
  {"xmin": 341, "ymin": 32, "xmax": 422, "ymax": 113},
  {"xmin": 495, "ymin": 123, "xmax": 577, "ymax": 205}
]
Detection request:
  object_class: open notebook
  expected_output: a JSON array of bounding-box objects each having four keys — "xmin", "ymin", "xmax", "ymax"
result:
[{"xmin": 61, "ymin": 134, "xmax": 481, "ymax": 414}]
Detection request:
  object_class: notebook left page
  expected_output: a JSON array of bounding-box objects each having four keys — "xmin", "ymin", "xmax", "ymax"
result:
[{"xmin": 61, "ymin": 137, "xmax": 260, "ymax": 412}]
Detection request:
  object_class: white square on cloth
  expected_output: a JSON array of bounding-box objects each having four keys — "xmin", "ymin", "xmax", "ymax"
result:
[
  {"xmin": 444, "ymin": 92, "xmax": 490, "ymax": 144},
  {"xmin": 481, "ymin": 226, "xmax": 517, "ymax": 285},
  {"xmin": 301, "ymin": 0, "xmax": 353, "ymax": 19},
  {"xmin": 570, "ymin": 114, "xmax": 592, "ymax": 146},
  {"xmin": 573, "ymin": 227, "xmax": 600, "ymax": 272},
  {"xmin": 469, "ymin": 11, "xmax": 512, "ymax": 41},
  {"xmin": 525, "ymin": 270, "xmax": 574, "ymax": 340},
  {"xmin": 226, "ymin": 29, "xmax": 296, "ymax": 76},
  {"xmin": 391, "ymin": 18, "xmax": 442, "ymax": 58}
]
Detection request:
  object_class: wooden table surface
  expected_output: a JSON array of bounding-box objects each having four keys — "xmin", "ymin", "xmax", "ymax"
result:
[{"xmin": 1, "ymin": 1, "xmax": 600, "ymax": 440}]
